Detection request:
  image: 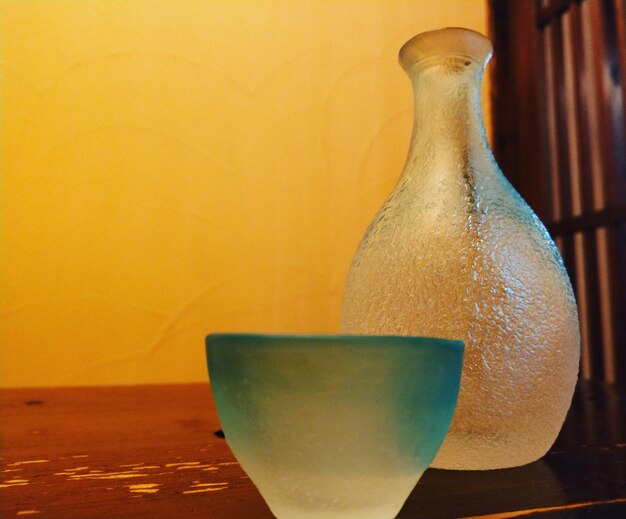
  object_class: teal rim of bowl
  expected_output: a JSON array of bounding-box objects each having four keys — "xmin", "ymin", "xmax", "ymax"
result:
[{"xmin": 206, "ymin": 333, "xmax": 464, "ymax": 350}]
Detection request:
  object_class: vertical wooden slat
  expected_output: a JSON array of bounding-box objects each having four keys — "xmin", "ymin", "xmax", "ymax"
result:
[
  {"xmin": 550, "ymin": 15, "xmax": 587, "ymax": 376},
  {"xmin": 561, "ymin": 8, "xmax": 602, "ymax": 378},
  {"xmin": 543, "ymin": 25, "xmax": 563, "ymax": 223},
  {"xmin": 592, "ymin": 0, "xmax": 626, "ymax": 206},
  {"xmin": 580, "ymin": 0, "xmax": 617, "ymax": 384},
  {"xmin": 580, "ymin": 1, "xmax": 609, "ymax": 213},
  {"xmin": 615, "ymin": 0, "xmax": 626, "ymax": 151},
  {"xmin": 551, "ymin": 18, "xmax": 573, "ymax": 220},
  {"xmin": 562, "ymin": 12, "xmax": 583, "ymax": 218},
  {"xmin": 543, "ymin": 25, "xmax": 567, "ymax": 256},
  {"xmin": 612, "ymin": 0, "xmax": 626, "ymax": 383},
  {"xmin": 614, "ymin": 0, "xmax": 626, "ymax": 381},
  {"xmin": 538, "ymin": 4, "xmax": 566, "ymax": 255},
  {"xmin": 588, "ymin": 0, "xmax": 625, "ymax": 382},
  {"xmin": 571, "ymin": 2, "xmax": 604, "ymax": 357}
]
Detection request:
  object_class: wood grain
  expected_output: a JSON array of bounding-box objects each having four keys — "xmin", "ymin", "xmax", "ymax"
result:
[{"xmin": 1, "ymin": 383, "xmax": 625, "ymax": 518}]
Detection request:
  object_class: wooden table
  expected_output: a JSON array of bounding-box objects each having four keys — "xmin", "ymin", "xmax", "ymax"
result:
[{"xmin": 1, "ymin": 382, "xmax": 625, "ymax": 518}]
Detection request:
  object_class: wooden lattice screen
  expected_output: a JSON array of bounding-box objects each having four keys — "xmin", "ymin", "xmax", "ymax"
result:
[{"xmin": 489, "ymin": 0, "xmax": 626, "ymax": 384}]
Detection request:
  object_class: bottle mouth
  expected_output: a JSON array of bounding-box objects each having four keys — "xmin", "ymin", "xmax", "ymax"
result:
[{"xmin": 399, "ymin": 28, "xmax": 493, "ymax": 74}]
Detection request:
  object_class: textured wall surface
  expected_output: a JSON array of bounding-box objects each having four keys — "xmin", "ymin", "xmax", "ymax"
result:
[{"xmin": 0, "ymin": 0, "xmax": 488, "ymax": 387}]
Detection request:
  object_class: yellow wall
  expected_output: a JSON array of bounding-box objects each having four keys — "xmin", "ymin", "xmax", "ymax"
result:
[{"xmin": 1, "ymin": 0, "xmax": 489, "ymax": 387}]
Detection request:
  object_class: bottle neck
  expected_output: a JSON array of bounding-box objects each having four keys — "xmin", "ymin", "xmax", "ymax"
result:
[{"xmin": 402, "ymin": 57, "xmax": 492, "ymax": 182}]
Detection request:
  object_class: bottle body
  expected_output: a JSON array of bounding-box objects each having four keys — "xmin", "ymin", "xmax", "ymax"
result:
[{"xmin": 340, "ymin": 29, "xmax": 580, "ymax": 470}]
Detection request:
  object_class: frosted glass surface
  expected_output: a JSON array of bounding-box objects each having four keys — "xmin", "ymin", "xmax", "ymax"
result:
[
  {"xmin": 206, "ymin": 334, "xmax": 463, "ymax": 518},
  {"xmin": 340, "ymin": 29, "xmax": 580, "ymax": 470}
]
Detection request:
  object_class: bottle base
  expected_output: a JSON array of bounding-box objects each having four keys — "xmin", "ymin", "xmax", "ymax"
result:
[{"xmin": 430, "ymin": 430, "xmax": 555, "ymax": 471}]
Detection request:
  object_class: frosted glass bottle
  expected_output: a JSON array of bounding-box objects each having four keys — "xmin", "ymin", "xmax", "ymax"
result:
[{"xmin": 340, "ymin": 28, "xmax": 580, "ymax": 470}]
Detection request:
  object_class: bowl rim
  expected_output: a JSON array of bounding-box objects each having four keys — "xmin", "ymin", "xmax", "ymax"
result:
[{"xmin": 206, "ymin": 332, "xmax": 464, "ymax": 350}]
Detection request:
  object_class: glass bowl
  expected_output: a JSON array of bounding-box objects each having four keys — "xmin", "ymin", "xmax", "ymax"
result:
[{"xmin": 206, "ymin": 333, "xmax": 464, "ymax": 519}]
